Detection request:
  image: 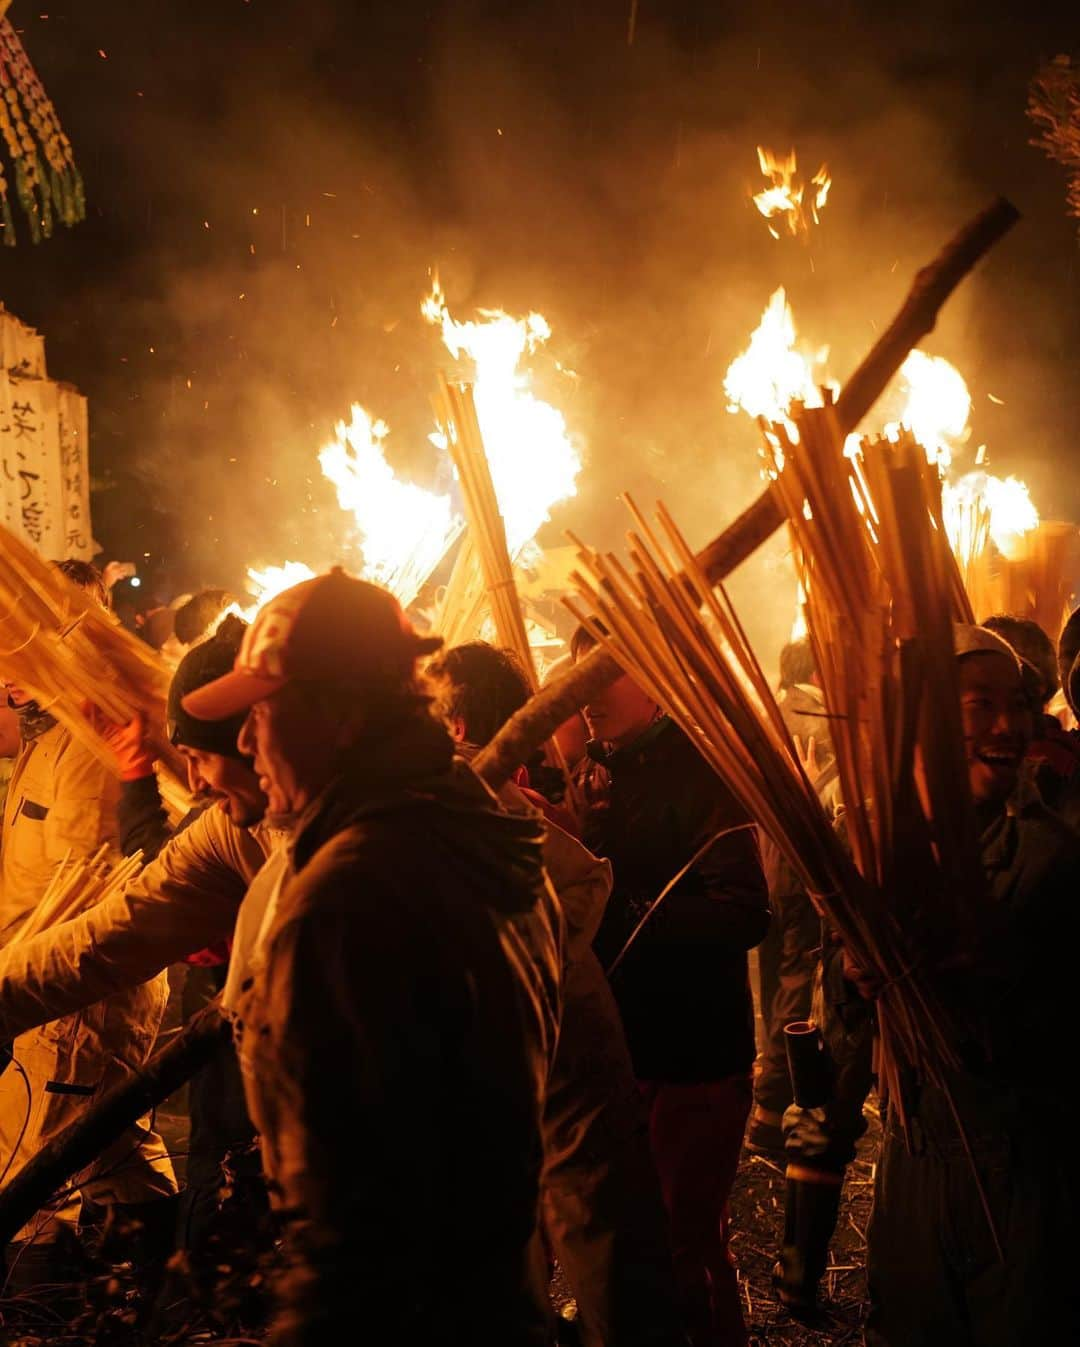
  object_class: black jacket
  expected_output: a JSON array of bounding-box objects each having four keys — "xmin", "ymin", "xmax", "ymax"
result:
[
  {"xmin": 237, "ymin": 714, "xmax": 563, "ymax": 1347},
  {"xmin": 585, "ymin": 718, "xmax": 769, "ymax": 1082}
]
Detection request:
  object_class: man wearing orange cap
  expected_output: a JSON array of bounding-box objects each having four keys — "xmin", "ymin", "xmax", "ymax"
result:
[{"xmin": 182, "ymin": 568, "xmax": 563, "ymax": 1347}]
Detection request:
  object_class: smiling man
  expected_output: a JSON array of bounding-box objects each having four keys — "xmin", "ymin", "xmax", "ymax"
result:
[{"xmin": 865, "ymin": 623, "xmax": 1080, "ymax": 1346}]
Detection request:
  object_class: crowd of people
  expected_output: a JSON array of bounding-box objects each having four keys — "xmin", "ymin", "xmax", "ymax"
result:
[{"xmin": 0, "ymin": 558, "xmax": 1078, "ymax": 1346}]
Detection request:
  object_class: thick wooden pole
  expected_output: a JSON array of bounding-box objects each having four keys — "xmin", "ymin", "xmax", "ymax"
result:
[
  {"xmin": 474, "ymin": 197, "xmax": 1020, "ymax": 790},
  {"xmin": 0, "ymin": 1002, "xmax": 229, "ymax": 1243}
]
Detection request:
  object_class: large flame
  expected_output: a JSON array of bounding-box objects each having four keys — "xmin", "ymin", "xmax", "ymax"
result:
[
  {"xmin": 422, "ymin": 280, "xmax": 580, "ymax": 555},
  {"xmin": 942, "ymin": 471, "xmax": 1039, "ymax": 562},
  {"xmin": 318, "ymin": 404, "xmax": 461, "ymax": 607},
  {"xmin": 753, "ymin": 147, "xmax": 831, "ymax": 239},
  {"xmin": 884, "ymin": 350, "xmax": 971, "ymax": 471},
  {"xmin": 724, "ymin": 287, "xmax": 831, "ymax": 435},
  {"xmin": 723, "ymin": 286, "xmax": 1041, "ymax": 620}
]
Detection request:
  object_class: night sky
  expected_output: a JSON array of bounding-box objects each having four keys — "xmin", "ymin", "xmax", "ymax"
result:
[{"xmin": 3, "ymin": 1, "xmax": 1078, "ymax": 648}]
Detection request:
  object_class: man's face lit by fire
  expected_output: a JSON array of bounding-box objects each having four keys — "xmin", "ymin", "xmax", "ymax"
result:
[
  {"xmin": 958, "ymin": 652, "xmax": 1032, "ymax": 808},
  {"xmin": 3, "ymin": 681, "xmax": 32, "ymax": 709},
  {"xmin": 178, "ymin": 745, "xmax": 267, "ymax": 828},
  {"xmin": 583, "ymin": 672, "xmax": 660, "ymax": 751},
  {"xmin": 238, "ymin": 684, "xmax": 342, "ymax": 819}
]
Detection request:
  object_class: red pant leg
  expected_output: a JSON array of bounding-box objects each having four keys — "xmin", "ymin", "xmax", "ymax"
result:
[{"xmin": 640, "ymin": 1077, "xmax": 751, "ymax": 1347}]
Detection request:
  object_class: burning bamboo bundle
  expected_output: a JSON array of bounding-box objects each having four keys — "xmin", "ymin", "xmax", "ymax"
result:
[
  {"xmin": 988, "ymin": 519, "xmax": 1080, "ymax": 638},
  {"xmin": 432, "ymin": 537, "xmax": 490, "ymax": 652},
  {"xmin": 566, "ymin": 407, "xmax": 985, "ymax": 1119},
  {"xmin": 434, "ymin": 376, "xmax": 539, "ymax": 690},
  {"xmin": 11, "ymin": 846, "xmax": 143, "ymax": 948},
  {"xmin": 942, "ymin": 476, "xmax": 995, "ymax": 619},
  {"xmin": 0, "ymin": 522, "xmax": 172, "ymax": 765},
  {"xmin": 475, "ymin": 197, "xmax": 1021, "ymax": 791}
]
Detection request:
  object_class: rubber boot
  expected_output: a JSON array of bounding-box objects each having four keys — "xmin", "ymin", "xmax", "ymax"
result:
[{"xmin": 773, "ymin": 1172, "xmax": 843, "ymax": 1318}]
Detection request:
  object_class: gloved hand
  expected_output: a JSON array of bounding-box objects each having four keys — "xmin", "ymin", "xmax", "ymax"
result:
[{"xmin": 83, "ymin": 705, "xmax": 155, "ymax": 781}]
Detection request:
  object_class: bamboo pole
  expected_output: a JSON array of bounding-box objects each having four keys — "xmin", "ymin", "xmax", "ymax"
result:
[{"xmin": 474, "ymin": 196, "xmax": 1020, "ymax": 790}]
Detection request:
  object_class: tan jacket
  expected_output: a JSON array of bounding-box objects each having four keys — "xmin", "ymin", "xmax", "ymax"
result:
[
  {"xmin": 0, "ymin": 721, "xmax": 121, "ymax": 939},
  {"xmin": 0, "ymin": 800, "xmax": 270, "ymax": 1043},
  {"xmin": 0, "ymin": 719, "xmax": 176, "ymax": 1231}
]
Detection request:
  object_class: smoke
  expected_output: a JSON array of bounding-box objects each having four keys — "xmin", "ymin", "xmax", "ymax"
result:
[{"xmin": 14, "ymin": 0, "xmax": 1080, "ymax": 662}]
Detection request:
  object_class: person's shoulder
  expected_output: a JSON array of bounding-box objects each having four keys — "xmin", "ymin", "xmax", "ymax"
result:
[
  {"xmin": 49, "ymin": 721, "xmax": 115, "ymax": 783},
  {"xmin": 290, "ymin": 814, "xmax": 412, "ymax": 904},
  {"xmin": 158, "ymin": 798, "xmax": 268, "ymax": 879},
  {"xmin": 1016, "ymin": 796, "xmax": 1080, "ymax": 846},
  {"xmin": 654, "ymin": 720, "xmax": 746, "ymax": 813},
  {"xmin": 1011, "ymin": 797, "xmax": 1080, "ymax": 881}
]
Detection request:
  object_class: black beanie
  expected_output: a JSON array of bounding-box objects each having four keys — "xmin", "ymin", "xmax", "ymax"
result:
[{"xmin": 167, "ymin": 614, "xmax": 250, "ymax": 759}]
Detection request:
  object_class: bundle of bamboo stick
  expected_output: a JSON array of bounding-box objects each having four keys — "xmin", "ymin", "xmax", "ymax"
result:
[
  {"xmin": 943, "ymin": 482, "xmax": 996, "ymax": 621},
  {"xmin": 433, "ymin": 537, "xmax": 491, "ymax": 652},
  {"xmin": 433, "ymin": 376, "xmax": 539, "ymax": 691},
  {"xmin": 11, "ymin": 846, "xmax": 143, "ymax": 947},
  {"xmin": 0, "ymin": 522, "xmax": 171, "ymax": 766},
  {"xmin": 990, "ymin": 520, "xmax": 1080, "ymax": 639},
  {"xmin": 567, "ymin": 406, "xmax": 985, "ymax": 1117}
]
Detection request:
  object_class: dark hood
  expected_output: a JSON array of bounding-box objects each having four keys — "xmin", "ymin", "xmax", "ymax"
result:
[{"xmin": 292, "ymin": 711, "xmax": 547, "ymax": 916}]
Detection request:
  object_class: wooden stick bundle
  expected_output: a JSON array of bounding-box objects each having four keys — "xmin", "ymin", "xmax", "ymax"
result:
[
  {"xmin": 994, "ymin": 520, "xmax": 1080, "ymax": 638},
  {"xmin": 434, "ymin": 376, "xmax": 539, "ymax": 691},
  {"xmin": 12, "ymin": 847, "xmax": 144, "ymax": 947},
  {"xmin": 0, "ymin": 523, "xmax": 171, "ymax": 766},
  {"xmin": 433, "ymin": 536, "xmax": 490, "ymax": 652},
  {"xmin": 567, "ymin": 412, "xmax": 985, "ymax": 1116}
]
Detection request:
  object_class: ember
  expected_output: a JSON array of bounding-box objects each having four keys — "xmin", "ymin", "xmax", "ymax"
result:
[{"xmin": 753, "ymin": 146, "xmax": 831, "ymax": 239}]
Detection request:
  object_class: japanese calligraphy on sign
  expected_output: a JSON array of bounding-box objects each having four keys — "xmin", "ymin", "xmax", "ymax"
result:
[{"xmin": 1, "ymin": 305, "xmax": 93, "ymax": 560}]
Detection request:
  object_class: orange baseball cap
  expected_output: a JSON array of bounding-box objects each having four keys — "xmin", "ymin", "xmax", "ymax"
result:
[{"xmin": 181, "ymin": 568, "xmax": 442, "ymax": 722}]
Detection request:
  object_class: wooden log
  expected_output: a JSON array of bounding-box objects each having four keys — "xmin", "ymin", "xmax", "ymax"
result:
[
  {"xmin": 0, "ymin": 1001, "xmax": 230, "ymax": 1243},
  {"xmin": 475, "ymin": 196, "xmax": 1020, "ymax": 791}
]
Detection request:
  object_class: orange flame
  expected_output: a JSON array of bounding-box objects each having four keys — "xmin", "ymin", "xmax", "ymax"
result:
[
  {"xmin": 723, "ymin": 287, "xmax": 832, "ymax": 436},
  {"xmin": 233, "ymin": 561, "xmax": 317, "ymax": 622},
  {"xmin": 318, "ymin": 404, "xmax": 461, "ymax": 607},
  {"xmin": 422, "ymin": 280, "xmax": 580, "ymax": 555},
  {"xmin": 942, "ymin": 471, "xmax": 1039, "ymax": 562},
  {"xmin": 753, "ymin": 147, "xmax": 831, "ymax": 239},
  {"xmin": 884, "ymin": 351, "xmax": 971, "ymax": 471}
]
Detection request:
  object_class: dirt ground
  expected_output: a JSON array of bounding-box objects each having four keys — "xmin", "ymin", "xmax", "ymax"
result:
[
  {"xmin": 3, "ymin": 964, "xmax": 877, "ymax": 1345},
  {"xmin": 2, "ymin": 1123, "xmax": 878, "ymax": 1347},
  {"xmin": 731, "ymin": 1127, "xmax": 875, "ymax": 1346}
]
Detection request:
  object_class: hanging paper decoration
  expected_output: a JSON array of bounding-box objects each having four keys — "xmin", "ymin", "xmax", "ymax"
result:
[{"xmin": 0, "ymin": 14, "xmax": 85, "ymax": 246}]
